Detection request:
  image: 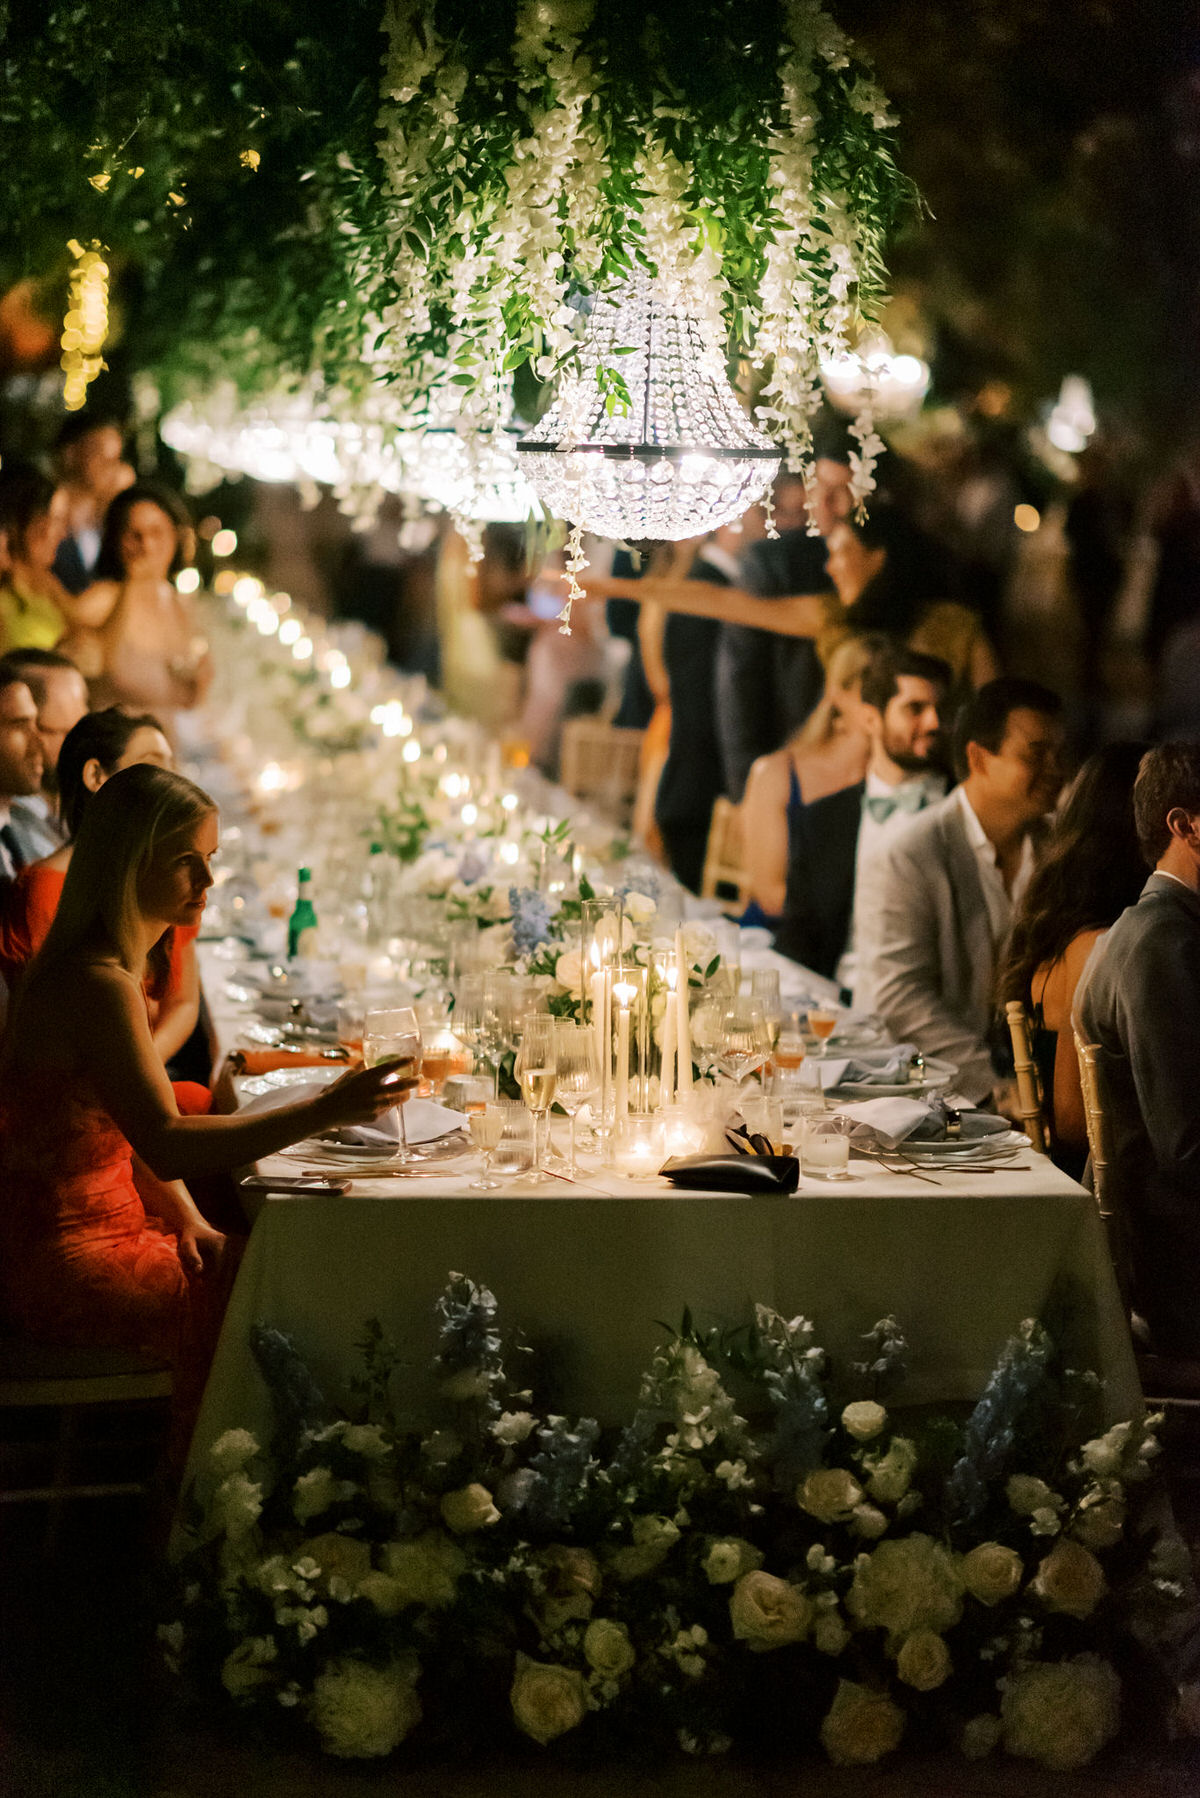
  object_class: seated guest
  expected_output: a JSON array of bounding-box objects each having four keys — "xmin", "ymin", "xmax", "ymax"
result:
[
  {"xmin": 0, "ymin": 709, "xmax": 203, "ymax": 1074},
  {"xmin": 1076, "ymin": 744, "xmax": 1200, "ymax": 1353},
  {"xmin": 773, "ymin": 639, "xmax": 949, "ymax": 982},
  {"xmin": 0, "ymin": 764, "xmax": 405, "ymax": 1459},
  {"xmin": 1001, "ymin": 742, "xmax": 1147, "ymax": 1177},
  {"xmin": 73, "ymin": 482, "xmax": 212, "ymax": 732},
  {"xmin": 0, "ymin": 646, "xmax": 89, "ymax": 854},
  {"xmin": 870, "ymin": 678, "xmax": 1065, "ymax": 1103},
  {"xmin": 0, "ymin": 669, "xmax": 46, "ymax": 879},
  {"xmin": 741, "ymin": 633, "xmax": 875, "ymax": 926},
  {"xmin": 0, "ymin": 464, "xmax": 109, "ymax": 654},
  {"xmin": 51, "ymin": 413, "xmax": 135, "ymax": 595}
]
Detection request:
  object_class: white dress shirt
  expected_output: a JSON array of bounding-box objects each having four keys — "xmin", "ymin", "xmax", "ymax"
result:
[
  {"xmin": 842, "ymin": 770, "xmax": 946, "ymax": 1002},
  {"xmin": 954, "ymin": 785, "xmax": 1036, "ymax": 946}
]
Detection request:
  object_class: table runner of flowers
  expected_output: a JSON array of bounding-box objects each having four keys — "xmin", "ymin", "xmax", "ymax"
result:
[{"xmin": 167, "ymin": 1276, "xmax": 1197, "ymax": 1768}]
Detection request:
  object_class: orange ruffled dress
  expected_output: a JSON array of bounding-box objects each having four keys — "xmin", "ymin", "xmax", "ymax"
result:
[
  {"xmin": 0, "ymin": 863, "xmax": 210, "ymax": 1113},
  {"xmin": 0, "ymin": 1063, "xmax": 231, "ymax": 1453}
]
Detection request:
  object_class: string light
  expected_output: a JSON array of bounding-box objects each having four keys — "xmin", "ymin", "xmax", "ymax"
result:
[{"xmin": 61, "ymin": 239, "xmax": 110, "ymax": 411}]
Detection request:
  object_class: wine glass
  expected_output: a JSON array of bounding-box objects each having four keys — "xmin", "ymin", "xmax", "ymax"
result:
[
  {"xmin": 515, "ymin": 1013, "xmax": 557, "ymax": 1185},
  {"xmin": 454, "ymin": 972, "xmax": 506, "ymax": 1092},
  {"xmin": 362, "ymin": 1005, "xmax": 421, "ymax": 1166},
  {"xmin": 553, "ymin": 1019, "xmax": 600, "ymax": 1177},
  {"xmin": 750, "ymin": 968, "xmax": 783, "ymax": 1050},
  {"xmin": 467, "ymin": 1101, "xmax": 506, "ymax": 1191},
  {"xmin": 714, "ymin": 997, "xmax": 773, "ymax": 1087},
  {"xmin": 807, "ymin": 1005, "xmax": 840, "ymax": 1060}
]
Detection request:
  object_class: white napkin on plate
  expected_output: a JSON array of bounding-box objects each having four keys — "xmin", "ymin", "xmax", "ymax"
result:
[
  {"xmin": 831, "ymin": 1097, "xmax": 931, "ymax": 1149},
  {"xmin": 328, "ymin": 1098, "xmax": 464, "ymax": 1148}
]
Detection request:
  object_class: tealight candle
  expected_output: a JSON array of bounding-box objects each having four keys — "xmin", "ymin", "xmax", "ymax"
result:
[{"xmin": 614, "ymin": 1114, "xmax": 664, "ymax": 1178}]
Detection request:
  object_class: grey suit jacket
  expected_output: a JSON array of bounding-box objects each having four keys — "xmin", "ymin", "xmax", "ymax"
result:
[
  {"xmin": 868, "ymin": 792, "xmax": 1000, "ymax": 1102},
  {"xmin": 1076, "ymin": 873, "xmax": 1200, "ymax": 1353}
]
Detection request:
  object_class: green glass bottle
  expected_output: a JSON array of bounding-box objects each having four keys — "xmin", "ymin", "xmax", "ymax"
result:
[{"xmin": 287, "ymin": 867, "xmax": 319, "ymax": 959}]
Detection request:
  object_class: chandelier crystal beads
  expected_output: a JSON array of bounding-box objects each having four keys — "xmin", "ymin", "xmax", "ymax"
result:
[{"xmin": 518, "ymin": 276, "xmax": 780, "ymax": 541}]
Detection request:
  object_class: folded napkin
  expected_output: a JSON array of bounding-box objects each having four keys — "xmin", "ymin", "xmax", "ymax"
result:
[
  {"xmin": 230, "ymin": 1046, "xmax": 350, "ymax": 1075},
  {"xmin": 799, "ymin": 1045, "xmax": 919, "ymax": 1091},
  {"xmin": 326, "ymin": 1098, "xmax": 464, "ymax": 1148},
  {"xmin": 832, "ymin": 1095, "xmax": 1009, "ymax": 1150}
]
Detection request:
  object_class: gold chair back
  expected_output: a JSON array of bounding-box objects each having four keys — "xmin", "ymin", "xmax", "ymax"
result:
[
  {"xmin": 558, "ymin": 720, "xmax": 644, "ymax": 825},
  {"xmin": 1074, "ymin": 1032, "xmax": 1133, "ymax": 1313},
  {"xmin": 1004, "ymin": 1000, "xmax": 1048, "ymax": 1155},
  {"xmin": 700, "ymin": 797, "xmax": 750, "ymax": 915}
]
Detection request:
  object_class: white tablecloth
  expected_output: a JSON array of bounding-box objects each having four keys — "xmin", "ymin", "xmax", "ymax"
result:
[{"xmin": 182, "ymin": 1157, "xmax": 1141, "ymax": 1505}]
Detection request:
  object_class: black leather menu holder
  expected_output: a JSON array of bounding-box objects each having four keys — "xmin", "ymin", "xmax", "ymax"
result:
[{"xmin": 660, "ymin": 1154, "xmax": 800, "ymax": 1195}]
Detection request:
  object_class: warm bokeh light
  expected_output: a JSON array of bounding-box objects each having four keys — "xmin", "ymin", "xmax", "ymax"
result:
[
  {"xmin": 1014, "ymin": 504, "xmax": 1041, "ymax": 534},
  {"xmin": 211, "ymin": 528, "xmax": 238, "ymax": 556}
]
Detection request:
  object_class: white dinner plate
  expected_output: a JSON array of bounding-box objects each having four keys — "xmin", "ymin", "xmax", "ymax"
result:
[
  {"xmin": 282, "ymin": 1131, "xmax": 470, "ymax": 1165},
  {"xmin": 896, "ymin": 1130, "xmax": 1029, "ymax": 1162}
]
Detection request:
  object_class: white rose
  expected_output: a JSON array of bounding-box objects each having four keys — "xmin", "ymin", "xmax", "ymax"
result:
[
  {"xmin": 1001, "ymin": 1656, "xmax": 1121, "ymax": 1770},
  {"xmin": 493, "ymin": 1410, "xmax": 537, "ymax": 1446},
  {"xmin": 209, "ymin": 1428, "xmax": 260, "ymax": 1476},
  {"xmin": 1030, "ymin": 1538, "xmax": 1107, "ymax": 1620},
  {"xmin": 681, "ymin": 923, "xmax": 717, "ymax": 967},
  {"xmin": 863, "ymin": 1437, "xmax": 918, "ymax": 1505},
  {"xmin": 583, "ymin": 1618, "xmax": 636, "ymax": 1680},
  {"xmin": 798, "ymin": 1467, "xmax": 863, "ymax": 1524},
  {"xmin": 221, "ymin": 1636, "xmax": 278, "ymax": 1700},
  {"xmin": 380, "ymin": 1532, "xmax": 466, "ymax": 1609},
  {"xmin": 1006, "ymin": 1474, "xmax": 1063, "ymax": 1517},
  {"xmin": 293, "ymin": 1467, "xmax": 355, "ymax": 1525},
  {"xmin": 553, "ymin": 948, "xmax": 584, "ymax": 997},
  {"xmin": 1080, "ymin": 1422, "xmax": 1131, "ymax": 1480},
  {"xmin": 961, "ymin": 1713, "xmax": 1002, "ymax": 1759},
  {"xmin": 961, "ymin": 1542, "xmax": 1024, "ymax": 1606},
  {"xmin": 310, "ymin": 1656, "xmax": 422, "ymax": 1759},
  {"xmin": 623, "ymin": 892, "xmax": 657, "ymax": 926},
  {"xmin": 440, "ymin": 1483, "xmax": 500, "ymax": 1534},
  {"xmin": 842, "ymin": 1400, "xmax": 888, "ymax": 1441},
  {"xmin": 703, "ymin": 1538, "xmax": 764, "ymax": 1585},
  {"xmin": 848, "ymin": 1534, "xmax": 964, "ymax": 1643},
  {"xmin": 819, "ymin": 1679, "xmax": 905, "ymax": 1766},
  {"xmin": 729, "ymin": 1571, "xmax": 811, "ymax": 1650},
  {"xmin": 896, "ymin": 1630, "xmax": 952, "ymax": 1691},
  {"xmin": 851, "ymin": 1504, "xmax": 889, "ymax": 1540},
  {"xmin": 510, "ymin": 1656, "xmax": 588, "ymax": 1745}
]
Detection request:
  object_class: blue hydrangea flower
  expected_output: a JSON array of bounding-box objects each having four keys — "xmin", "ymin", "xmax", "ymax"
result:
[{"xmin": 509, "ymin": 887, "xmax": 554, "ymax": 955}]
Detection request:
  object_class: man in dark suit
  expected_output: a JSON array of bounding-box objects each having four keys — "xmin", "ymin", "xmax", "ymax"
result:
[
  {"xmin": 1077, "ymin": 742, "xmax": 1200, "ymax": 1354},
  {"xmin": 715, "ymin": 454, "xmax": 850, "ymax": 800},
  {"xmin": 773, "ymin": 642, "xmax": 949, "ymax": 983}
]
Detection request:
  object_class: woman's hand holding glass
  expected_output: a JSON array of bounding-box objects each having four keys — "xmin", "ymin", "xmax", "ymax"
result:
[{"xmin": 362, "ymin": 1006, "xmax": 422, "ymax": 1166}]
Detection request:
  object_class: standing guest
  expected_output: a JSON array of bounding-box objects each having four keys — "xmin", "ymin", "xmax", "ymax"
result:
[
  {"xmin": 1000, "ymin": 742, "xmax": 1147, "ymax": 1176},
  {"xmin": 772, "ymin": 641, "xmax": 948, "ymax": 983},
  {"xmin": 0, "ymin": 764, "xmax": 406, "ymax": 1463},
  {"xmin": 0, "ymin": 464, "xmax": 109, "ymax": 653},
  {"xmin": 0, "ymin": 670, "xmax": 45, "ymax": 878},
  {"xmin": 870, "ymin": 679, "xmax": 1065, "ymax": 1104},
  {"xmin": 73, "ymin": 482, "xmax": 211, "ymax": 731},
  {"xmin": 823, "ymin": 502, "xmax": 997, "ymax": 696},
  {"xmin": 51, "ymin": 413, "xmax": 135, "ymax": 594},
  {"xmin": 715, "ymin": 460, "xmax": 846, "ymax": 800},
  {"xmin": 1076, "ymin": 744, "xmax": 1200, "ymax": 1354},
  {"xmin": 0, "ymin": 646, "xmax": 89, "ymax": 853},
  {"xmin": 653, "ymin": 510, "xmax": 765, "ymax": 892},
  {"xmin": 740, "ymin": 634, "xmax": 876, "ymax": 927}
]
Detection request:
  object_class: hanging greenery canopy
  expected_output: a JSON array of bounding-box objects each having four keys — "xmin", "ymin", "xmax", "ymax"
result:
[{"xmin": 2, "ymin": 0, "xmax": 913, "ymax": 525}]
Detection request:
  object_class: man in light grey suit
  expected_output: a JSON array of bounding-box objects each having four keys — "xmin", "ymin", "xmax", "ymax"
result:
[
  {"xmin": 867, "ymin": 679, "xmax": 1065, "ymax": 1104},
  {"xmin": 1077, "ymin": 743, "xmax": 1200, "ymax": 1354}
]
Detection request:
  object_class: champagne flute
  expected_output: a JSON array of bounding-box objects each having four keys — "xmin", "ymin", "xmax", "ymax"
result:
[
  {"xmin": 515, "ymin": 1013, "xmax": 557, "ymax": 1185},
  {"xmin": 363, "ymin": 1005, "xmax": 422, "ymax": 1166},
  {"xmin": 467, "ymin": 1102, "xmax": 506, "ymax": 1191},
  {"xmin": 750, "ymin": 967, "xmax": 783, "ymax": 1051},
  {"xmin": 552, "ymin": 1019, "xmax": 600, "ymax": 1177}
]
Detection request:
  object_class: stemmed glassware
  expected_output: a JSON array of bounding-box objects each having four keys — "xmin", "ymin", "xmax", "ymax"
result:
[
  {"xmin": 713, "ymin": 997, "xmax": 773, "ymax": 1087},
  {"xmin": 362, "ymin": 1005, "xmax": 422, "ymax": 1167},
  {"xmin": 807, "ymin": 1005, "xmax": 840, "ymax": 1060},
  {"xmin": 467, "ymin": 1102, "xmax": 506, "ymax": 1190},
  {"xmin": 552, "ymin": 1019, "xmax": 600, "ymax": 1177},
  {"xmin": 515, "ymin": 1013, "xmax": 557, "ymax": 1185},
  {"xmin": 454, "ymin": 972, "xmax": 512, "ymax": 1092},
  {"xmin": 750, "ymin": 968, "xmax": 783, "ymax": 1051}
]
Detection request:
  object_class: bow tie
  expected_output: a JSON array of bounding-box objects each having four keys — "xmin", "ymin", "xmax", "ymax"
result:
[{"xmin": 863, "ymin": 786, "xmax": 930, "ymax": 825}]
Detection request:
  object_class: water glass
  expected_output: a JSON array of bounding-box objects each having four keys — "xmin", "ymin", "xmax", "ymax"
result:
[
  {"xmin": 362, "ymin": 1005, "xmax": 421, "ymax": 1165},
  {"xmin": 491, "ymin": 1103, "xmax": 535, "ymax": 1179},
  {"xmin": 740, "ymin": 1094, "xmax": 784, "ymax": 1155}
]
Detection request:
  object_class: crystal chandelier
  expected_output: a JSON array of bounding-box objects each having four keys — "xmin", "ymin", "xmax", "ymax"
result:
[{"xmin": 517, "ymin": 275, "xmax": 779, "ymax": 541}]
